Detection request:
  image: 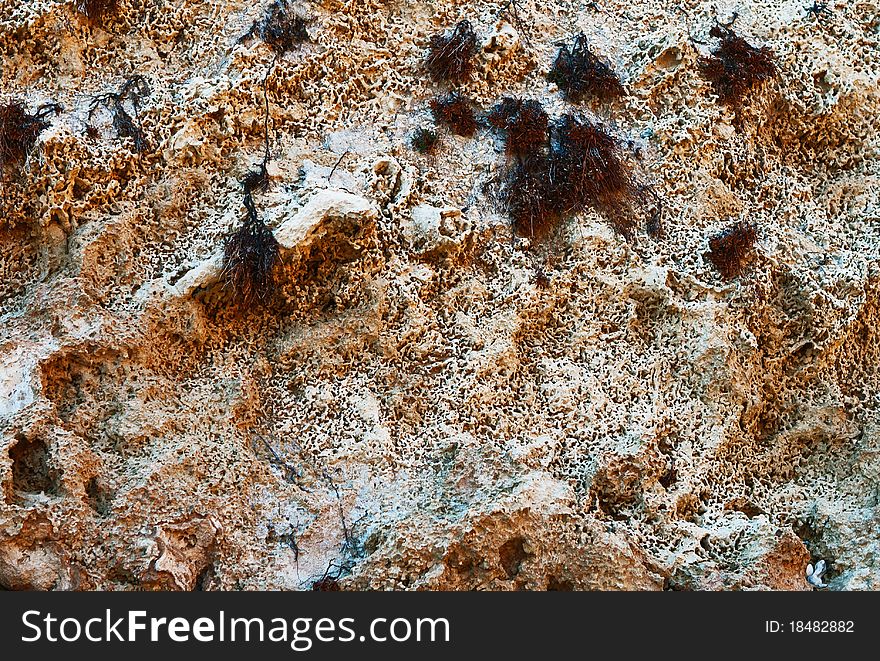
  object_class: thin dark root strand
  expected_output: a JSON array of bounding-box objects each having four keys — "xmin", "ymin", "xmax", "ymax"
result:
[
  {"xmin": 328, "ymin": 150, "xmax": 350, "ymax": 183},
  {"xmin": 498, "ymin": 0, "xmax": 533, "ymax": 50},
  {"xmin": 89, "ymin": 75, "xmax": 151, "ymax": 153}
]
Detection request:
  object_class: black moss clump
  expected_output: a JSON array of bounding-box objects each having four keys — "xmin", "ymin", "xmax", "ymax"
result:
[
  {"xmin": 0, "ymin": 101, "xmax": 60, "ymax": 170},
  {"xmin": 707, "ymin": 222, "xmax": 757, "ymax": 278},
  {"xmin": 426, "ymin": 20, "xmax": 478, "ymax": 83},
  {"xmin": 222, "ymin": 164, "xmax": 280, "ymax": 307},
  {"xmin": 429, "ymin": 93, "xmax": 478, "ymax": 137},
  {"xmin": 487, "ymin": 97, "xmax": 549, "ymax": 158},
  {"xmin": 410, "ymin": 127, "xmax": 439, "ymax": 154},
  {"xmin": 699, "ymin": 26, "xmax": 776, "ymax": 106},
  {"xmin": 548, "ymin": 34, "xmax": 625, "ymax": 103},
  {"xmin": 256, "ymin": 1, "xmax": 309, "ymax": 54}
]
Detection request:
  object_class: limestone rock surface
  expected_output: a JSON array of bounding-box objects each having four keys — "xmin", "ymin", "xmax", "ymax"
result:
[{"xmin": 1, "ymin": 0, "xmax": 878, "ymax": 590}]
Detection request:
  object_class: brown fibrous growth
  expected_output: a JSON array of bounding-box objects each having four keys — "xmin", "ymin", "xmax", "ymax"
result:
[
  {"xmin": 501, "ymin": 113, "xmax": 639, "ymax": 240},
  {"xmin": 254, "ymin": 1, "xmax": 309, "ymax": 54},
  {"xmin": 311, "ymin": 577, "xmax": 341, "ymax": 591},
  {"xmin": 0, "ymin": 101, "xmax": 60, "ymax": 170},
  {"xmin": 488, "ymin": 97, "xmax": 549, "ymax": 158},
  {"xmin": 548, "ymin": 33, "xmax": 625, "ymax": 103},
  {"xmin": 426, "ymin": 20, "xmax": 478, "ymax": 83},
  {"xmin": 429, "ymin": 93, "xmax": 478, "ymax": 137},
  {"xmin": 75, "ymin": 0, "xmax": 119, "ymax": 22},
  {"xmin": 222, "ymin": 164, "xmax": 281, "ymax": 307},
  {"xmin": 554, "ymin": 114, "xmax": 635, "ymax": 221},
  {"xmin": 699, "ymin": 26, "xmax": 776, "ymax": 106},
  {"xmin": 707, "ymin": 222, "xmax": 757, "ymax": 278},
  {"xmin": 503, "ymin": 154, "xmax": 559, "ymax": 240}
]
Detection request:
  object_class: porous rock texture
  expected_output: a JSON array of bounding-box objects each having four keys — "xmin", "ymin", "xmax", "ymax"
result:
[{"xmin": 1, "ymin": 0, "xmax": 878, "ymax": 591}]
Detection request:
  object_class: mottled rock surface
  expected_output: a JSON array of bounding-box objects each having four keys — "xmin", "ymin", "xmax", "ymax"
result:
[{"xmin": 1, "ymin": 0, "xmax": 878, "ymax": 590}]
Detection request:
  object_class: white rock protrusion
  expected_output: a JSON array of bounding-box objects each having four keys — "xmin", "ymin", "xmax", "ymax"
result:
[
  {"xmin": 403, "ymin": 204, "xmax": 470, "ymax": 257},
  {"xmin": 169, "ymin": 190, "xmax": 378, "ymax": 299},
  {"xmin": 275, "ymin": 190, "xmax": 377, "ymax": 250},
  {"xmin": 0, "ymin": 348, "xmax": 36, "ymax": 419},
  {"xmin": 171, "ymin": 254, "xmax": 224, "ymax": 298}
]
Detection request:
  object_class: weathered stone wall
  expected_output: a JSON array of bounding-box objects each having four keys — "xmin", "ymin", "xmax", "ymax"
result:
[{"xmin": 1, "ymin": 0, "xmax": 877, "ymax": 590}]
